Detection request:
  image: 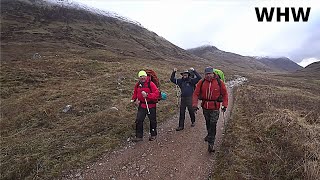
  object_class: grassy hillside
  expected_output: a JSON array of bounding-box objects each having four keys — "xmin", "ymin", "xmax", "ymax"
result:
[
  {"xmin": 1, "ymin": 0, "xmax": 201, "ymax": 62},
  {"xmin": 212, "ymin": 74, "xmax": 320, "ymax": 179},
  {"xmin": 296, "ymin": 61, "xmax": 320, "ymax": 77}
]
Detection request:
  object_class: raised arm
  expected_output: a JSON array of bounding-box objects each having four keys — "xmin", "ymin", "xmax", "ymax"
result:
[
  {"xmin": 191, "ymin": 69, "xmax": 202, "ymax": 84},
  {"xmin": 170, "ymin": 69, "xmax": 182, "ymax": 86}
]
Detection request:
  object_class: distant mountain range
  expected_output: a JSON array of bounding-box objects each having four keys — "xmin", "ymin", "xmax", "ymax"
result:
[
  {"xmin": 187, "ymin": 45, "xmax": 302, "ymax": 73},
  {"xmin": 0, "ymin": 0, "xmax": 307, "ymax": 74}
]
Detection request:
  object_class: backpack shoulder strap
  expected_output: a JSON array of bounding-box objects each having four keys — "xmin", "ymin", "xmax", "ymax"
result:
[
  {"xmin": 198, "ymin": 79, "xmax": 205, "ymax": 100},
  {"xmin": 199, "ymin": 79, "xmax": 205, "ymax": 93},
  {"xmin": 135, "ymin": 82, "xmax": 140, "ymax": 89},
  {"xmin": 148, "ymin": 80, "xmax": 152, "ymax": 92},
  {"xmin": 216, "ymin": 76, "xmax": 222, "ymax": 96},
  {"xmin": 216, "ymin": 76, "xmax": 221, "ymax": 86}
]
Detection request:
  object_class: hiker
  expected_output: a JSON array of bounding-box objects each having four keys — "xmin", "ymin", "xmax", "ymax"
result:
[
  {"xmin": 170, "ymin": 67, "xmax": 202, "ymax": 131},
  {"xmin": 131, "ymin": 70, "xmax": 160, "ymax": 142},
  {"xmin": 213, "ymin": 68, "xmax": 225, "ymax": 82},
  {"xmin": 192, "ymin": 66, "xmax": 228, "ymax": 152}
]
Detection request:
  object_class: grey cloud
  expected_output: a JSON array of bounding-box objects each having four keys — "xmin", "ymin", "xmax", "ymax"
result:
[{"xmin": 288, "ymin": 16, "xmax": 320, "ymax": 62}]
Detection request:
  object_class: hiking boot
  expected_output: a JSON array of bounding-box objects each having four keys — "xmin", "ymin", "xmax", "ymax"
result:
[
  {"xmin": 176, "ymin": 127, "xmax": 184, "ymax": 131},
  {"xmin": 132, "ymin": 137, "xmax": 143, "ymax": 142},
  {"xmin": 191, "ymin": 122, "xmax": 195, "ymax": 127},
  {"xmin": 204, "ymin": 135, "xmax": 209, "ymax": 142},
  {"xmin": 149, "ymin": 136, "xmax": 156, "ymax": 141},
  {"xmin": 208, "ymin": 144, "xmax": 215, "ymax": 153}
]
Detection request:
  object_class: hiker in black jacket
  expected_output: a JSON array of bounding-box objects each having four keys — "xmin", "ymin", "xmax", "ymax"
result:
[{"xmin": 171, "ymin": 68, "xmax": 202, "ymax": 131}]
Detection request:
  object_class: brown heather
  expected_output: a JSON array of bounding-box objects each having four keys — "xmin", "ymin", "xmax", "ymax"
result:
[{"xmin": 212, "ymin": 73, "xmax": 320, "ymax": 180}]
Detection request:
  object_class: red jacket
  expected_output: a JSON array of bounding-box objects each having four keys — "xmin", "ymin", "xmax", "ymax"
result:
[
  {"xmin": 132, "ymin": 76, "xmax": 159, "ymax": 109},
  {"xmin": 192, "ymin": 75, "xmax": 228, "ymax": 110}
]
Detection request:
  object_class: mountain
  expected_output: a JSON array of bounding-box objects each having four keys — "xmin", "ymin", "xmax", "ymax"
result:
[
  {"xmin": 187, "ymin": 45, "xmax": 274, "ymax": 73},
  {"xmin": 296, "ymin": 61, "xmax": 320, "ymax": 77},
  {"xmin": 255, "ymin": 57, "xmax": 302, "ymax": 72},
  {"xmin": 1, "ymin": 0, "xmax": 201, "ymax": 62},
  {"xmin": 187, "ymin": 45, "xmax": 303, "ymax": 73},
  {"xmin": 1, "ymin": 0, "xmax": 300, "ymax": 73},
  {"xmin": 304, "ymin": 61, "xmax": 320, "ymax": 71}
]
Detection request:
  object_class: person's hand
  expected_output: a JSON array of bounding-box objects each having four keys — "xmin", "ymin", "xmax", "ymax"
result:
[
  {"xmin": 130, "ymin": 99, "xmax": 140, "ymax": 107},
  {"xmin": 173, "ymin": 68, "xmax": 177, "ymax": 72},
  {"xmin": 221, "ymin": 106, "xmax": 227, "ymax": 112},
  {"xmin": 141, "ymin": 91, "xmax": 148, "ymax": 98},
  {"xmin": 193, "ymin": 106, "xmax": 199, "ymax": 114},
  {"xmin": 189, "ymin": 67, "xmax": 194, "ymax": 71}
]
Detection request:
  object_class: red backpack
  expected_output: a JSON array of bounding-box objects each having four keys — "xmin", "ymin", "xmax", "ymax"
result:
[
  {"xmin": 145, "ymin": 69, "xmax": 162, "ymax": 102},
  {"xmin": 145, "ymin": 69, "xmax": 160, "ymax": 88}
]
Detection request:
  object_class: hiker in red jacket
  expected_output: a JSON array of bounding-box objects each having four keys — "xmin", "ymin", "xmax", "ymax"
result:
[
  {"xmin": 131, "ymin": 70, "xmax": 159, "ymax": 142},
  {"xmin": 192, "ymin": 66, "xmax": 228, "ymax": 153}
]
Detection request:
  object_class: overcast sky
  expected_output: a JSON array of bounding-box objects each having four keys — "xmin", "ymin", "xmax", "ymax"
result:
[{"xmin": 73, "ymin": 0, "xmax": 320, "ymax": 67}]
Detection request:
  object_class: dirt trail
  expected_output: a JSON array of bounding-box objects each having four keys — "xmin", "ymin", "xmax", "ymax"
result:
[{"xmin": 62, "ymin": 77, "xmax": 245, "ymax": 180}]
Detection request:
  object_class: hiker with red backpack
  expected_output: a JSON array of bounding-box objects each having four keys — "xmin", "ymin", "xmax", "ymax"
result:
[
  {"xmin": 192, "ymin": 66, "xmax": 228, "ymax": 153},
  {"xmin": 131, "ymin": 70, "xmax": 160, "ymax": 142},
  {"xmin": 170, "ymin": 67, "xmax": 202, "ymax": 131}
]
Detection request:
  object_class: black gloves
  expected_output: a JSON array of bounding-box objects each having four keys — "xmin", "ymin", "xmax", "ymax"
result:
[
  {"xmin": 221, "ymin": 106, "xmax": 227, "ymax": 112},
  {"xmin": 193, "ymin": 107, "xmax": 199, "ymax": 114}
]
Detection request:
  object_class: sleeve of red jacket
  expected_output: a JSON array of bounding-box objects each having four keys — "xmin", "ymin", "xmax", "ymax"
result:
[
  {"xmin": 192, "ymin": 80, "xmax": 201, "ymax": 107},
  {"xmin": 131, "ymin": 83, "xmax": 138, "ymax": 100},
  {"xmin": 146, "ymin": 82, "xmax": 159, "ymax": 101},
  {"xmin": 221, "ymin": 81, "xmax": 228, "ymax": 107}
]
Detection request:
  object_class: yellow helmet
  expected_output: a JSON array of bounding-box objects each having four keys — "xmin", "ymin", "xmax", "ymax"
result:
[{"xmin": 138, "ymin": 70, "xmax": 147, "ymax": 77}]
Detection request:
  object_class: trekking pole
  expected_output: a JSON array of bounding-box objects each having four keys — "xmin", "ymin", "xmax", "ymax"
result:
[
  {"xmin": 175, "ymin": 73, "xmax": 180, "ymax": 107},
  {"xmin": 175, "ymin": 82, "xmax": 179, "ymax": 107},
  {"xmin": 144, "ymin": 97, "xmax": 150, "ymax": 115},
  {"xmin": 223, "ymin": 111, "xmax": 226, "ymax": 134}
]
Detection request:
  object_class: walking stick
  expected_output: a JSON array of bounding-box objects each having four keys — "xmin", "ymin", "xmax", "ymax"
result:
[
  {"xmin": 223, "ymin": 111, "xmax": 226, "ymax": 134},
  {"xmin": 144, "ymin": 97, "xmax": 150, "ymax": 114},
  {"xmin": 175, "ymin": 73, "xmax": 180, "ymax": 107}
]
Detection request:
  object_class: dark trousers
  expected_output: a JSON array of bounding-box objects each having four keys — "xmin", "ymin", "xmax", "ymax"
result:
[
  {"xmin": 136, "ymin": 106, "xmax": 157, "ymax": 138},
  {"xmin": 203, "ymin": 109, "xmax": 220, "ymax": 145},
  {"xmin": 179, "ymin": 96, "xmax": 195, "ymax": 128}
]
